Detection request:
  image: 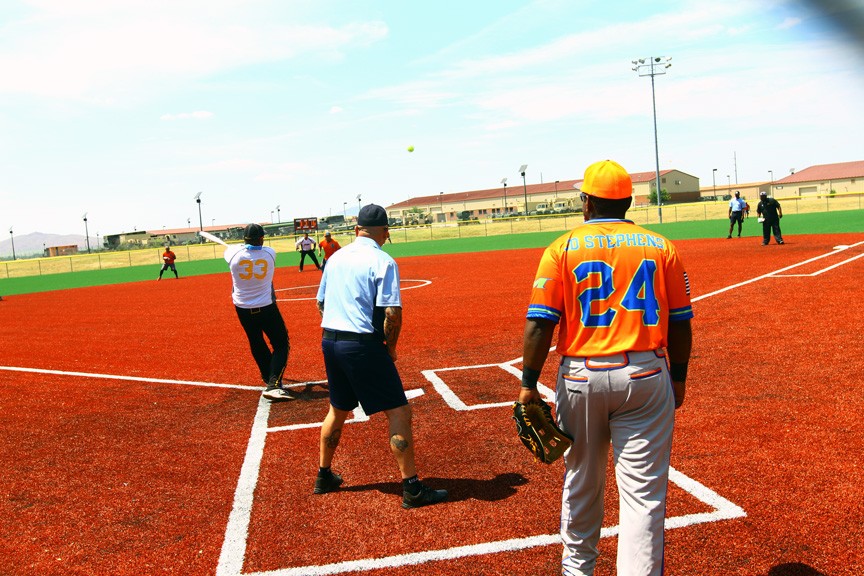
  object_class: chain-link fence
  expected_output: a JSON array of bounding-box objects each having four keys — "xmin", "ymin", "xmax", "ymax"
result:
[{"xmin": 2, "ymin": 193, "xmax": 862, "ymax": 279}]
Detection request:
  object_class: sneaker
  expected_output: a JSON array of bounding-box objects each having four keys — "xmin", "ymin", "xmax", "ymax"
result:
[
  {"xmin": 262, "ymin": 385, "xmax": 294, "ymax": 401},
  {"xmin": 402, "ymin": 483, "xmax": 448, "ymax": 509},
  {"xmin": 314, "ymin": 471, "xmax": 343, "ymax": 494},
  {"xmin": 726, "ymin": 235, "xmax": 732, "ymax": 239},
  {"xmin": 778, "ymin": 240, "xmax": 785, "ymax": 244}
]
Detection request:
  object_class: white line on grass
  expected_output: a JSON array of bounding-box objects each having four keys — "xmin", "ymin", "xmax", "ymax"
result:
[
  {"xmin": 216, "ymin": 395, "xmax": 272, "ymax": 576},
  {"xmin": 222, "ymin": 465, "xmax": 744, "ymax": 576},
  {"xmin": 0, "ymin": 365, "xmax": 262, "ymax": 391}
]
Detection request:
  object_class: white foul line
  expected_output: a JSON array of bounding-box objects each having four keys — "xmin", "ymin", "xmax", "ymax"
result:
[
  {"xmin": 0, "ymin": 365, "xmax": 262, "ymax": 391},
  {"xmin": 216, "ymin": 395, "xmax": 272, "ymax": 576}
]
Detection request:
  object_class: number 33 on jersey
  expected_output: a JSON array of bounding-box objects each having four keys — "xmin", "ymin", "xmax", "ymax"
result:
[{"xmin": 527, "ymin": 219, "xmax": 694, "ymax": 357}]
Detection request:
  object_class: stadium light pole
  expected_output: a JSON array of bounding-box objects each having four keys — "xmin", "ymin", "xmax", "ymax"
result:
[
  {"xmin": 519, "ymin": 165, "xmax": 528, "ymax": 214},
  {"xmin": 194, "ymin": 192, "xmax": 204, "ymax": 242},
  {"xmin": 276, "ymin": 205, "xmax": 281, "ymax": 223},
  {"xmin": 343, "ymin": 202, "xmax": 347, "ymax": 218},
  {"xmin": 501, "ymin": 177, "xmax": 508, "ymax": 213},
  {"xmin": 187, "ymin": 218, "xmax": 191, "ymax": 228},
  {"xmin": 8, "ymin": 227, "xmax": 15, "ymax": 261},
  {"xmin": 712, "ymin": 168, "xmax": 717, "ymax": 197},
  {"xmin": 82, "ymin": 213, "xmax": 91, "ymax": 254},
  {"xmin": 357, "ymin": 194, "xmax": 362, "ymax": 213},
  {"xmin": 632, "ymin": 56, "xmax": 671, "ymax": 224},
  {"xmin": 768, "ymin": 170, "xmax": 774, "ymax": 196},
  {"xmin": 270, "ymin": 210, "xmax": 274, "ymax": 222}
]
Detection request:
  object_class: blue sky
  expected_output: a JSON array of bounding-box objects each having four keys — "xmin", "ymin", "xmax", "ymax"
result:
[{"xmin": 2, "ymin": 0, "xmax": 863, "ymax": 237}]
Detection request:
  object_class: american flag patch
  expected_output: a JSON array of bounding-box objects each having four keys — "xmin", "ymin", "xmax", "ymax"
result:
[{"xmin": 683, "ymin": 271, "xmax": 691, "ymax": 296}]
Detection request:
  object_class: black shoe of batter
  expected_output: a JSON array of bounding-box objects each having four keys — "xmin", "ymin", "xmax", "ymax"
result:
[
  {"xmin": 402, "ymin": 483, "xmax": 447, "ymax": 509},
  {"xmin": 314, "ymin": 471, "xmax": 343, "ymax": 494}
]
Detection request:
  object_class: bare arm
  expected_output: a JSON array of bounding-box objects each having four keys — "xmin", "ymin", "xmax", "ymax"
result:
[
  {"xmin": 317, "ymin": 300, "xmax": 324, "ymax": 317},
  {"xmin": 519, "ymin": 318, "xmax": 556, "ymax": 404},
  {"xmin": 667, "ymin": 319, "xmax": 693, "ymax": 409},
  {"xmin": 384, "ymin": 306, "xmax": 403, "ymax": 361}
]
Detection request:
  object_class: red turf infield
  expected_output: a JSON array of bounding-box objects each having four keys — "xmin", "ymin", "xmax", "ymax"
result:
[{"xmin": 1, "ymin": 233, "xmax": 863, "ymax": 575}]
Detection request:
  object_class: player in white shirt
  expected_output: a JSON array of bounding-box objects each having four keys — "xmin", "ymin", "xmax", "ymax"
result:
[
  {"xmin": 295, "ymin": 232, "xmax": 322, "ymax": 272},
  {"xmin": 224, "ymin": 223, "xmax": 292, "ymax": 401}
]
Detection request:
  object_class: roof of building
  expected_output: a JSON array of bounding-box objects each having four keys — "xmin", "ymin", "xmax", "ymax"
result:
[
  {"xmin": 775, "ymin": 160, "xmax": 864, "ymax": 184},
  {"xmin": 386, "ymin": 169, "xmax": 695, "ymax": 211},
  {"xmin": 386, "ymin": 179, "xmax": 582, "ymax": 210}
]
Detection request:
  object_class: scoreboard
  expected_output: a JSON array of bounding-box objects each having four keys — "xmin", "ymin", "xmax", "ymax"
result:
[{"xmin": 293, "ymin": 217, "xmax": 319, "ymax": 232}]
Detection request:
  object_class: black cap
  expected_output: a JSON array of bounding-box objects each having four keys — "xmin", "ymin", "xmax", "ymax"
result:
[
  {"xmin": 243, "ymin": 223, "xmax": 265, "ymax": 240},
  {"xmin": 734, "ymin": 190, "xmax": 740, "ymax": 196},
  {"xmin": 760, "ymin": 191, "xmax": 768, "ymax": 196},
  {"xmin": 357, "ymin": 204, "xmax": 388, "ymax": 227}
]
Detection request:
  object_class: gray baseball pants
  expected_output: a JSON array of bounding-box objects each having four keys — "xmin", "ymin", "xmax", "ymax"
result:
[{"xmin": 556, "ymin": 350, "xmax": 675, "ymax": 576}]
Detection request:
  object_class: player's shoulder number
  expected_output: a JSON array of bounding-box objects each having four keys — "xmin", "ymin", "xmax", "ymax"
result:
[{"xmin": 573, "ymin": 259, "xmax": 660, "ymax": 328}]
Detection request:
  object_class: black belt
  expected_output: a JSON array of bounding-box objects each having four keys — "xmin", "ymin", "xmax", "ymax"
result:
[{"xmin": 323, "ymin": 329, "xmax": 379, "ymax": 342}]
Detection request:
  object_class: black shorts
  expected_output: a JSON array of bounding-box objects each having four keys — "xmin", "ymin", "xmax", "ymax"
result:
[
  {"xmin": 321, "ymin": 337, "xmax": 407, "ymax": 415},
  {"xmin": 729, "ymin": 212, "xmax": 743, "ymax": 223}
]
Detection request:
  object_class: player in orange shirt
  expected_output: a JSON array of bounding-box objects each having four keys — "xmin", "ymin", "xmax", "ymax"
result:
[
  {"xmin": 158, "ymin": 247, "xmax": 178, "ymax": 280},
  {"xmin": 518, "ymin": 160, "xmax": 693, "ymax": 576},
  {"xmin": 318, "ymin": 230, "xmax": 341, "ymax": 270}
]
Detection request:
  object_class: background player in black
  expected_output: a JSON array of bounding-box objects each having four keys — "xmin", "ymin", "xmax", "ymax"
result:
[{"xmin": 756, "ymin": 191, "xmax": 785, "ymax": 245}]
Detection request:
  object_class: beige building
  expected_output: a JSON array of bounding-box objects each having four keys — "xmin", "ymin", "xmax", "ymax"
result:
[
  {"xmin": 771, "ymin": 160, "xmax": 864, "ymax": 197},
  {"xmin": 698, "ymin": 160, "xmax": 864, "ymax": 202}
]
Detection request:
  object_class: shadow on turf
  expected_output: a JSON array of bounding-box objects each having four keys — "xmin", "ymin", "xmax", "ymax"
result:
[
  {"xmin": 768, "ymin": 564, "xmax": 826, "ymax": 576},
  {"xmin": 341, "ymin": 472, "xmax": 528, "ymax": 503}
]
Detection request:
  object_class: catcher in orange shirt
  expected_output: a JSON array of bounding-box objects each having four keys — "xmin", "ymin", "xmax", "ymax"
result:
[{"xmin": 518, "ymin": 160, "xmax": 693, "ymax": 576}]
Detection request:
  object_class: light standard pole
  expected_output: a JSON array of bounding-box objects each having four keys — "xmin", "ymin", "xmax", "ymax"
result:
[
  {"xmin": 211, "ymin": 218, "xmax": 215, "ymax": 226},
  {"xmin": 276, "ymin": 205, "xmax": 281, "ymax": 223},
  {"xmin": 270, "ymin": 210, "xmax": 274, "ymax": 222},
  {"xmin": 519, "ymin": 165, "xmax": 528, "ymax": 214},
  {"xmin": 343, "ymin": 202, "xmax": 347, "ymax": 219},
  {"xmin": 82, "ymin": 213, "xmax": 91, "ymax": 254},
  {"xmin": 632, "ymin": 56, "xmax": 672, "ymax": 224},
  {"xmin": 554, "ymin": 180, "xmax": 559, "ymax": 201},
  {"xmin": 357, "ymin": 194, "xmax": 362, "ymax": 213},
  {"xmin": 501, "ymin": 178, "xmax": 508, "ymax": 213},
  {"xmin": 727, "ymin": 174, "xmax": 731, "ymax": 196},
  {"xmin": 712, "ymin": 168, "xmax": 717, "ymax": 198},
  {"xmin": 8, "ymin": 228, "xmax": 15, "ymax": 260},
  {"xmin": 768, "ymin": 170, "xmax": 774, "ymax": 196},
  {"xmin": 187, "ymin": 218, "xmax": 191, "ymax": 228},
  {"xmin": 193, "ymin": 192, "xmax": 204, "ymax": 242}
]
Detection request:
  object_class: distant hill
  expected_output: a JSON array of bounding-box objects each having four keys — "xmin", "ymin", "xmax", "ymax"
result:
[{"xmin": 0, "ymin": 232, "xmax": 96, "ymax": 259}]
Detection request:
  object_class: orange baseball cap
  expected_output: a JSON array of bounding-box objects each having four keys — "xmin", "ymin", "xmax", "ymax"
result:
[{"xmin": 579, "ymin": 160, "xmax": 632, "ymax": 200}]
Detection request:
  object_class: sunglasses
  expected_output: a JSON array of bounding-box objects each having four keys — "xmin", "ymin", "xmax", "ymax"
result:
[{"xmin": 580, "ymin": 193, "xmax": 588, "ymax": 202}]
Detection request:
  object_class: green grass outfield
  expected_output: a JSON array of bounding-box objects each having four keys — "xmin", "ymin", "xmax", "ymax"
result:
[{"xmin": 2, "ymin": 210, "xmax": 862, "ymax": 297}]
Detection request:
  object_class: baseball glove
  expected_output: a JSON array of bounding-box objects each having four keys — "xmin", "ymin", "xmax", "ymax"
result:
[{"xmin": 512, "ymin": 400, "xmax": 572, "ymax": 464}]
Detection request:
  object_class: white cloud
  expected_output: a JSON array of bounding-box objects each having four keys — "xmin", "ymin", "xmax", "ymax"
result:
[
  {"xmin": 778, "ymin": 16, "xmax": 802, "ymax": 29},
  {"xmin": 160, "ymin": 111, "xmax": 214, "ymax": 121},
  {"xmin": 0, "ymin": 0, "xmax": 388, "ymax": 103}
]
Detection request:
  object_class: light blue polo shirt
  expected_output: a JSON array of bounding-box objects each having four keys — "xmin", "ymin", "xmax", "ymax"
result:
[{"xmin": 317, "ymin": 236, "xmax": 401, "ymax": 334}]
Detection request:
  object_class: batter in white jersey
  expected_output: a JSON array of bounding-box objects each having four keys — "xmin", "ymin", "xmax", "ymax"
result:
[{"xmin": 224, "ymin": 224, "xmax": 292, "ymax": 401}]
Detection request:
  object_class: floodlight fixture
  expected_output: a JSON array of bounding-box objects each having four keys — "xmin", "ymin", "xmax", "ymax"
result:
[
  {"xmin": 519, "ymin": 165, "xmax": 529, "ymax": 213},
  {"xmin": 8, "ymin": 227, "xmax": 15, "ymax": 261},
  {"xmin": 632, "ymin": 55, "xmax": 672, "ymax": 223},
  {"xmin": 194, "ymin": 191, "xmax": 204, "ymax": 240},
  {"xmin": 82, "ymin": 212, "xmax": 91, "ymax": 254}
]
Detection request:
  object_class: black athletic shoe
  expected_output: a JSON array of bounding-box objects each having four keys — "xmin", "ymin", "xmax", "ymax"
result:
[
  {"xmin": 314, "ymin": 471, "xmax": 343, "ymax": 494},
  {"xmin": 402, "ymin": 483, "xmax": 447, "ymax": 509}
]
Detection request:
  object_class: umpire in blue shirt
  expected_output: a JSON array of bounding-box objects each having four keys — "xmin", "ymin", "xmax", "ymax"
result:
[{"xmin": 313, "ymin": 204, "xmax": 447, "ymax": 509}]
